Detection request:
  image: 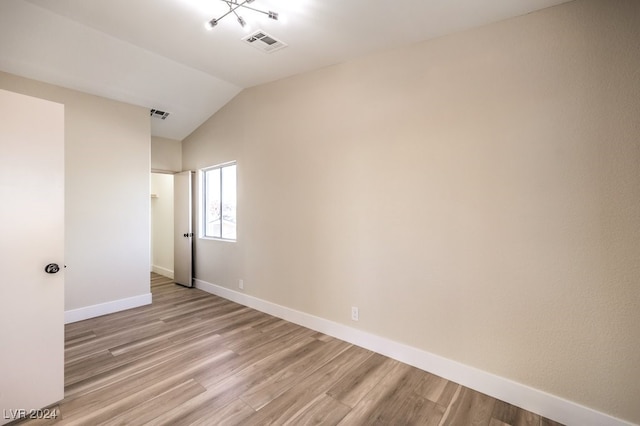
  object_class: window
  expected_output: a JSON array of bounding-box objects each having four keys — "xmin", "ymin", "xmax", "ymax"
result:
[{"xmin": 202, "ymin": 162, "xmax": 236, "ymax": 240}]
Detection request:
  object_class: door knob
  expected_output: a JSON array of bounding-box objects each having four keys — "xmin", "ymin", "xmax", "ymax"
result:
[{"xmin": 44, "ymin": 263, "xmax": 60, "ymax": 274}]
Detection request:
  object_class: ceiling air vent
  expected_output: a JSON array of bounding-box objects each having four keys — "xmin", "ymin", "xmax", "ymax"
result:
[
  {"xmin": 150, "ymin": 109, "xmax": 170, "ymax": 120},
  {"xmin": 242, "ymin": 30, "xmax": 287, "ymax": 53}
]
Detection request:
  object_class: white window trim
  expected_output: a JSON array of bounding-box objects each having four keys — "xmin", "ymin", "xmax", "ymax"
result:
[{"xmin": 200, "ymin": 161, "xmax": 237, "ymax": 242}]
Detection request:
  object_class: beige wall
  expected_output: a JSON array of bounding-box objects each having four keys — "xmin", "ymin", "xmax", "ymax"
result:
[
  {"xmin": 182, "ymin": 0, "xmax": 640, "ymax": 422},
  {"xmin": 151, "ymin": 136, "xmax": 182, "ymax": 173},
  {"xmin": 0, "ymin": 71, "xmax": 151, "ymax": 312}
]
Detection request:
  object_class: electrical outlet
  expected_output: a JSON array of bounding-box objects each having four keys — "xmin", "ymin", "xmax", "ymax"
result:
[
  {"xmin": 351, "ymin": 306, "xmax": 359, "ymax": 321},
  {"xmin": 239, "ymin": 279, "xmax": 244, "ymax": 290}
]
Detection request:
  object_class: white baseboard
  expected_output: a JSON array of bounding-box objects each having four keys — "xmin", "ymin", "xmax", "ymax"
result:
[
  {"xmin": 64, "ymin": 293, "xmax": 152, "ymax": 324},
  {"xmin": 151, "ymin": 265, "xmax": 174, "ymax": 279},
  {"xmin": 195, "ymin": 278, "xmax": 635, "ymax": 426}
]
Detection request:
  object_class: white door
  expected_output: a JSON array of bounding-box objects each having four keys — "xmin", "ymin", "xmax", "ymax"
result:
[
  {"xmin": 0, "ymin": 89, "xmax": 64, "ymax": 424},
  {"xmin": 174, "ymin": 171, "xmax": 193, "ymax": 287}
]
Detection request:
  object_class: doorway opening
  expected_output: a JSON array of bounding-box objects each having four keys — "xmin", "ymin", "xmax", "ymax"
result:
[{"xmin": 150, "ymin": 172, "xmax": 174, "ymax": 278}]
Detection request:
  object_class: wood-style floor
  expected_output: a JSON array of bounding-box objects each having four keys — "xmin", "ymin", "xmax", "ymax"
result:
[{"xmin": 15, "ymin": 273, "xmax": 563, "ymax": 425}]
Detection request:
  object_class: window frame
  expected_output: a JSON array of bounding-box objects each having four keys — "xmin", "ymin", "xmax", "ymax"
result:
[{"xmin": 200, "ymin": 161, "xmax": 237, "ymax": 242}]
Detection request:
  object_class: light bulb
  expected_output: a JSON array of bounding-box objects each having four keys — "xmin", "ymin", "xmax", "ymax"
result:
[{"xmin": 205, "ymin": 18, "xmax": 218, "ymax": 30}]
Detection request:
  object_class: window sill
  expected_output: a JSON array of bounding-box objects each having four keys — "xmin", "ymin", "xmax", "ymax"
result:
[{"xmin": 199, "ymin": 236, "xmax": 237, "ymax": 243}]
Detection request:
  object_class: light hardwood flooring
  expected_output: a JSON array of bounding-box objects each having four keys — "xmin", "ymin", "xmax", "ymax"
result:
[{"xmin": 14, "ymin": 273, "xmax": 564, "ymax": 425}]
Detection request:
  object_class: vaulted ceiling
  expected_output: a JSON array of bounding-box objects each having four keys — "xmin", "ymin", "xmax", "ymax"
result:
[{"xmin": 0, "ymin": 0, "xmax": 572, "ymax": 140}]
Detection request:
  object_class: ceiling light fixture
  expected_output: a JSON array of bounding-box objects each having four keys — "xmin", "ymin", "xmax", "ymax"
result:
[{"xmin": 206, "ymin": 0, "xmax": 279, "ymax": 30}]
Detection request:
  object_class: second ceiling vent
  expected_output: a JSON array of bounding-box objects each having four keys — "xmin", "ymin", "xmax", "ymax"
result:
[
  {"xmin": 150, "ymin": 109, "xmax": 170, "ymax": 120},
  {"xmin": 242, "ymin": 30, "xmax": 287, "ymax": 53}
]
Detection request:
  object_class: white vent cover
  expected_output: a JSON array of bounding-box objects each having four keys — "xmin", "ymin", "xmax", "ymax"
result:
[
  {"xmin": 150, "ymin": 109, "xmax": 170, "ymax": 120},
  {"xmin": 242, "ymin": 30, "xmax": 287, "ymax": 53}
]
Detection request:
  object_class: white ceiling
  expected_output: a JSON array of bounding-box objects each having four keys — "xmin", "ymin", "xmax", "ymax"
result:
[{"xmin": 0, "ymin": 0, "xmax": 572, "ymax": 140}]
